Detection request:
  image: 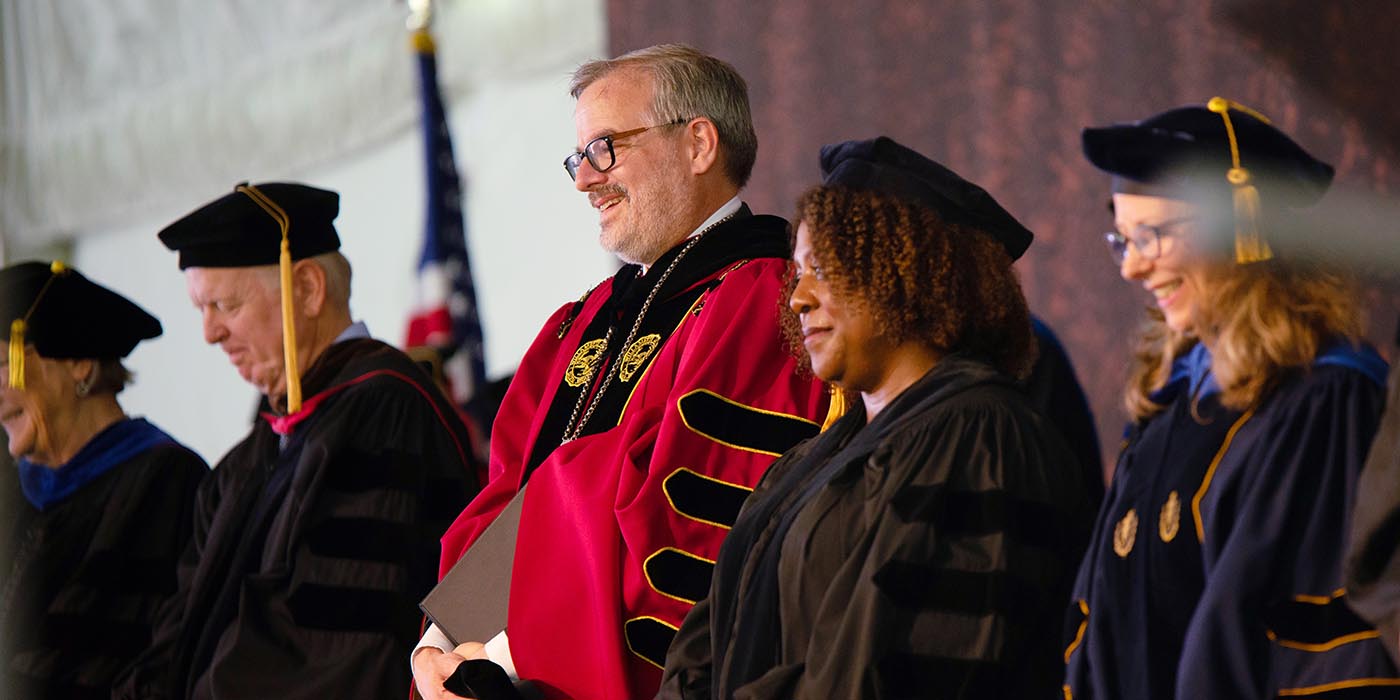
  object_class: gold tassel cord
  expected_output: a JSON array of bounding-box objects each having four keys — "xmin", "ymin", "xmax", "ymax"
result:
[
  {"xmin": 1207, "ymin": 97, "xmax": 1273, "ymax": 264},
  {"xmin": 7, "ymin": 261, "xmax": 70, "ymax": 390},
  {"xmin": 236, "ymin": 185, "xmax": 303, "ymax": 414},
  {"xmin": 820, "ymin": 385, "xmax": 848, "ymax": 432},
  {"xmin": 278, "ymin": 235, "xmax": 300, "ymax": 413},
  {"xmin": 1208, "ymin": 96, "xmax": 1271, "ymax": 125},
  {"xmin": 8, "ymin": 320, "xmax": 26, "ymax": 389}
]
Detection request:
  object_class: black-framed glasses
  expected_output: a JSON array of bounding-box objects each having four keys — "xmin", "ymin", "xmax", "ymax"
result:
[
  {"xmin": 1104, "ymin": 216, "xmax": 1196, "ymax": 265},
  {"xmin": 563, "ymin": 118, "xmax": 692, "ymax": 180}
]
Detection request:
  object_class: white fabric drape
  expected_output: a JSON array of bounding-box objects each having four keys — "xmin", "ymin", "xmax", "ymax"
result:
[{"xmin": 0, "ymin": 0, "xmax": 602, "ymax": 250}]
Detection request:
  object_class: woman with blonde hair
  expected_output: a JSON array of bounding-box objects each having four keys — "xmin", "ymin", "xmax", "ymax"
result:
[{"xmin": 1063, "ymin": 100, "xmax": 1397, "ymax": 699}]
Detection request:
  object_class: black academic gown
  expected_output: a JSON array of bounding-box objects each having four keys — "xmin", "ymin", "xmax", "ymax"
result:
[
  {"xmin": 1065, "ymin": 342, "xmax": 1396, "ymax": 700},
  {"xmin": 1347, "ymin": 358, "xmax": 1400, "ymax": 666},
  {"xmin": 114, "ymin": 339, "xmax": 478, "ymax": 700},
  {"xmin": 0, "ymin": 424, "xmax": 207, "ymax": 700},
  {"xmin": 1024, "ymin": 316, "xmax": 1104, "ymax": 504},
  {"xmin": 658, "ymin": 355, "xmax": 1093, "ymax": 700}
]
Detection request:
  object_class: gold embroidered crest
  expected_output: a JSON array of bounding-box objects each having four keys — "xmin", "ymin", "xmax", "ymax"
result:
[
  {"xmin": 1159, "ymin": 491, "xmax": 1180, "ymax": 543},
  {"xmin": 564, "ymin": 339, "xmax": 608, "ymax": 388},
  {"xmin": 619, "ymin": 334, "xmax": 661, "ymax": 382},
  {"xmin": 1113, "ymin": 508, "xmax": 1138, "ymax": 558}
]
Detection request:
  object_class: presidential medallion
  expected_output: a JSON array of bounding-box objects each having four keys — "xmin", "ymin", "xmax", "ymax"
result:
[
  {"xmin": 1159, "ymin": 490, "xmax": 1180, "ymax": 543},
  {"xmin": 565, "ymin": 338, "xmax": 608, "ymax": 388},
  {"xmin": 1113, "ymin": 508, "xmax": 1138, "ymax": 558}
]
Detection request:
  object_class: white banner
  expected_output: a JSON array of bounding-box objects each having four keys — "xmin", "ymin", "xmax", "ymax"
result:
[{"xmin": 0, "ymin": 0, "xmax": 602, "ymax": 250}]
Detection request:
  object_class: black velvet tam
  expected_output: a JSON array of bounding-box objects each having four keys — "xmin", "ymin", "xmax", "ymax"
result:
[
  {"xmin": 819, "ymin": 136, "xmax": 1034, "ymax": 260},
  {"xmin": 0, "ymin": 261, "xmax": 161, "ymax": 359},
  {"xmin": 1082, "ymin": 102, "xmax": 1334, "ymax": 207},
  {"xmin": 158, "ymin": 182, "xmax": 341, "ymax": 269}
]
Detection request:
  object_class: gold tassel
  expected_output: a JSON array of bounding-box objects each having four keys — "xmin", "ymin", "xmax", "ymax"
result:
[
  {"xmin": 7, "ymin": 261, "xmax": 70, "ymax": 390},
  {"xmin": 278, "ymin": 235, "xmax": 302, "ymax": 413},
  {"xmin": 1208, "ymin": 97, "xmax": 1274, "ymax": 264},
  {"xmin": 9, "ymin": 320, "xmax": 25, "ymax": 390},
  {"xmin": 237, "ymin": 184, "xmax": 302, "ymax": 413},
  {"xmin": 1228, "ymin": 168, "xmax": 1272, "ymax": 263},
  {"xmin": 820, "ymin": 385, "xmax": 847, "ymax": 432}
]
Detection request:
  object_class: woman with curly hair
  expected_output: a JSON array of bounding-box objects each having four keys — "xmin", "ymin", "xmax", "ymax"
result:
[
  {"xmin": 657, "ymin": 136, "xmax": 1093, "ymax": 700},
  {"xmin": 1063, "ymin": 100, "xmax": 1396, "ymax": 699}
]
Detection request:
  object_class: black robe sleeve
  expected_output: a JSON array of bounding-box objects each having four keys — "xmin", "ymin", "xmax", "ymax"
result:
[
  {"xmin": 656, "ymin": 442, "xmax": 816, "ymax": 700},
  {"xmin": 1348, "ymin": 360, "xmax": 1400, "ymax": 666},
  {"xmin": 1178, "ymin": 367, "xmax": 1393, "ymax": 698},
  {"xmin": 657, "ymin": 592, "xmax": 716, "ymax": 700},
  {"xmin": 747, "ymin": 398, "xmax": 1087, "ymax": 700},
  {"xmin": 659, "ymin": 368, "xmax": 1092, "ymax": 700},
  {"xmin": 1024, "ymin": 317, "xmax": 1104, "ymax": 504},
  {"xmin": 112, "ymin": 445, "xmax": 231, "ymax": 699},
  {"xmin": 0, "ymin": 443, "xmax": 206, "ymax": 700},
  {"xmin": 115, "ymin": 356, "xmax": 475, "ymax": 700}
]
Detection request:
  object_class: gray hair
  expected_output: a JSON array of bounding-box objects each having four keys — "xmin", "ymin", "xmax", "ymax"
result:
[
  {"xmin": 571, "ymin": 44, "xmax": 757, "ymax": 188},
  {"xmin": 248, "ymin": 251, "xmax": 352, "ymax": 313},
  {"xmin": 313, "ymin": 251, "xmax": 353, "ymax": 311}
]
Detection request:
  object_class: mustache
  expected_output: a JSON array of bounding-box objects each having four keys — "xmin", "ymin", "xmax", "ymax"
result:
[{"xmin": 588, "ymin": 185, "xmax": 627, "ymax": 208}]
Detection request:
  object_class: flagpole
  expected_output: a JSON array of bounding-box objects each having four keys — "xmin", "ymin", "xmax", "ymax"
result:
[{"xmin": 402, "ymin": 0, "xmax": 493, "ymax": 470}]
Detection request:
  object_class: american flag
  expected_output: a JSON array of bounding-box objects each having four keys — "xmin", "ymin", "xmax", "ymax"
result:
[{"xmin": 404, "ymin": 26, "xmax": 489, "ymax": 445}]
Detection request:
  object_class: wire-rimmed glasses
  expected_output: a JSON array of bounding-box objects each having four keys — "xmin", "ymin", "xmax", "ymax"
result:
[{"xmin": 1104, "ymin": 217, "xmax": 1196, "ymax": 265}]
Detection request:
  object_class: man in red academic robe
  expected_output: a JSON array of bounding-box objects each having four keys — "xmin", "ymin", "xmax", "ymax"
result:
[{"xmin": 412, "ymin": 44, "xmax": 829, "ymax": 700}]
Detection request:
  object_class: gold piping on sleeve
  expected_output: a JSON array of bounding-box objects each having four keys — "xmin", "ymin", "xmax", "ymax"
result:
[
  {"xmin": 677, "ymin": 388, "xmax": 820, "ymax": 456},
  {"xmin": 641, "ymin": 547, "xmax": 717, "ymax": 605},
  {"xmin": 623, "ymin": 615, "xmax": 680, "ymax": 669},
  {"xmin": 661, "ymin": 467, "xmax": 754, "ymax": 530},
  {"xmin": 1064, "ymin": 599, "xmax": 1089, "ymax": 664},
  {"xmin": 1192, "ymin": 408, "xmax": 1256, "ymax": 542},
  {"xmin": 1292, "ymin": 588, "xmax": 1348, "ymax": 605},
  {"xmin": 1265, "ymin": 629, "xmax": 1380, "ymax": 652},
  {"xmin": 1277, "ymin": 678, "xmax": 1400, "ymax": 696}
]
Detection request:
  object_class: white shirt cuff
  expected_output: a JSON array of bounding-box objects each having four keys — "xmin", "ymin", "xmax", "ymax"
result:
[
  {"xmin": 414, "ymin": 623, "xmax": 454, "ymax": 658},
  {"xmin": 484, "ymin": 630, "xmax": 518, "ymax": 680},
  {"xmin": 412, "ymin": 624, "xmax": 517, "ymax": 682}
]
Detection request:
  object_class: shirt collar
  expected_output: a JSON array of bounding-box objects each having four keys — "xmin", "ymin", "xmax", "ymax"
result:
[
  {"xmin": 687, "ymin": 195, "xmax": 743, "ymax": 240},
  {"xmin": 334, "ymin": 320, "xmax": 371, "ymax": 344}
]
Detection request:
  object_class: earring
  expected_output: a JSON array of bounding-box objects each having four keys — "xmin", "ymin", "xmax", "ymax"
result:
[{"xmin": 75, "ymin": 377, "xmax": 93, "ymax": 398}]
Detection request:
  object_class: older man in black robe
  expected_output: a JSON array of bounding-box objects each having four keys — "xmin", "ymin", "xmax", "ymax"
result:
[{"xmin": 114, "ymin": 183, "xmax": 478, "ymax": 699}]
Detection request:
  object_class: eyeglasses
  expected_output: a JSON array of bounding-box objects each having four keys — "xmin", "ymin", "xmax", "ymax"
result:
[
  {"xmin": 563, "ymin": 118, "xmax": 691, "ymax": 180},
  {"xmin": 1104, "ymin": 217, "xmax": 1196, "ymax": 265}
]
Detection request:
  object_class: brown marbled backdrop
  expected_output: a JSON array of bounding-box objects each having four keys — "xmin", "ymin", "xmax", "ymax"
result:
[{"xmin": 608, "ymin": 0, "xmax": 1400, "ymax": 482}]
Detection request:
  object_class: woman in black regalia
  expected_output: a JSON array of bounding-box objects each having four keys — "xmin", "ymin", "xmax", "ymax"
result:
[
  {"xmin": 0, "ymin": 261, "xmax": 207, "ymax": 699},
  {"xmin": 657, "ymin": 137, "xmax": 1094, "ymax": 699},
  {"xmin": 1063, "ymin": 99, "xmax": 1398, "ymax": 699}
]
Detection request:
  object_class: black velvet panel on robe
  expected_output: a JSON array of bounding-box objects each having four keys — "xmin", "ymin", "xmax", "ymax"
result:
[
  {"xmin": 659, "ymin": 355, "xmax": 1095, "ymax": 700},
  {"xmin": 113, "ymin": 339, "xmax": 478, "ymax": 700}
]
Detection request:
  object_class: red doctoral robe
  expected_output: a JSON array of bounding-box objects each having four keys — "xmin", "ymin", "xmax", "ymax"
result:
[{"xmin": 438, "ymin": 208, "xmax": 829, "ymax": 699}]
